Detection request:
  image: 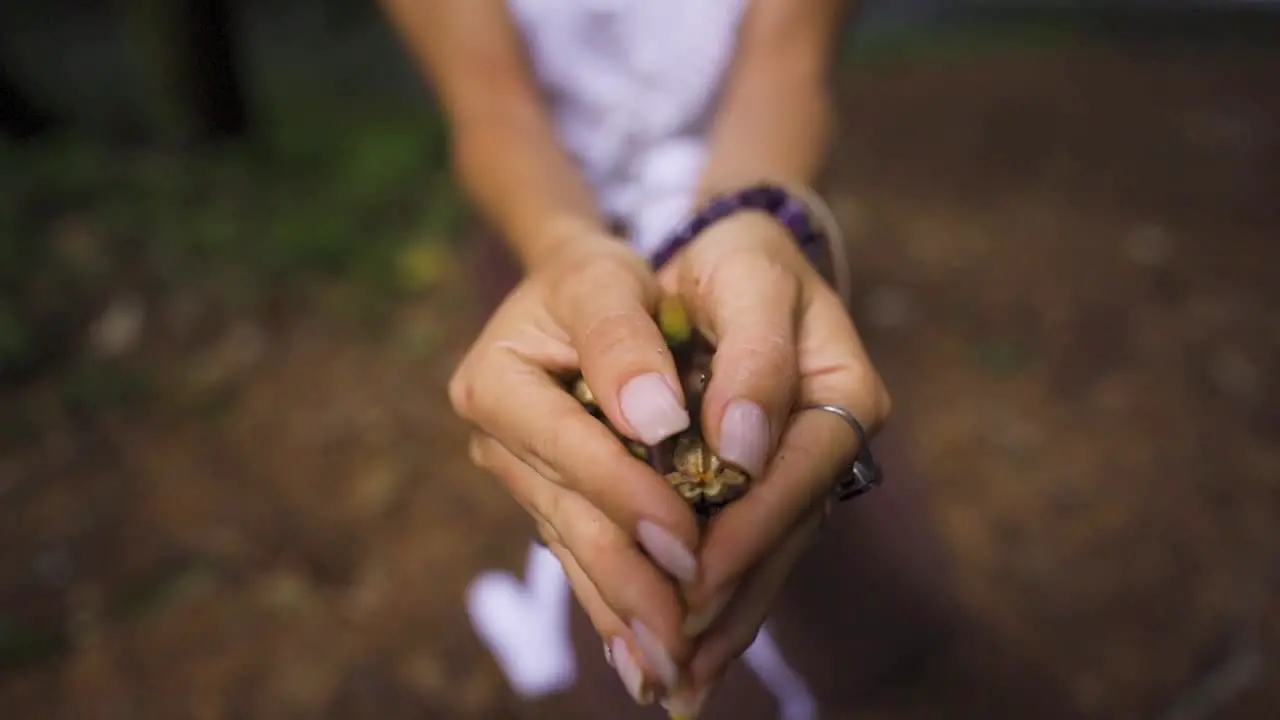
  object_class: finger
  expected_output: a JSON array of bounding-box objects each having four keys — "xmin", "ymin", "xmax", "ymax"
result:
[
  {"xmin": 798, "ymin": 284, "xmax": 893, "ymax": 438},
  {"xmin": 684, "ymin": 407, "xmax": 852, "ymax": 612},
  {"xmin": 471, "ymin": 433, "xmax": 692, "ymax": 691},
  {"xmin": 674, "ymin": 239, "xmax": 802, "ymax": 480},
  {"xmin": 549, "ymin": 250, "xmax": 691, "ymax": 447},
  {"xmin": 458, "ymin": 352, "xmax": 700, "ymax": 583},
  {"xmin": 542, "ymin": 539, "xmax": 656, "ymax": 706},
  {"xmin": 540, "ymin": 531, "xmax": 626, "ymax": 643},
  {"xmin": 685, "ymin": 289, "xmax": 890, "ymax": 608},
  {"xmin": 532, "ymin": 519, "xmax": 668, "ymax": 704},
  {"xmin": 686, "ymin": 510, "xmax": 824, "ymax": 691}
]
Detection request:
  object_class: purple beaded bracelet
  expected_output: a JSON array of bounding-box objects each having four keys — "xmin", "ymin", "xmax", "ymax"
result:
[{"xmin": 648, "ymin": 183, "xmax": 830, "ymax": 272}]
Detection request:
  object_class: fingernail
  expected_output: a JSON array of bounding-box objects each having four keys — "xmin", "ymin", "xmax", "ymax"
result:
[
  {"xmin": 630, "ymin": 619, "xmax": 679, "ymax": 690},
  {"xmin": 637, "ymin": 520, "xmax": 698, "ymax": 583},
  {"xmin": 604, "ymin": 640, "xmax": 615, "ymax": 668},
  {"xmin": 662, "ymin": 686, "xmax": 710, "ymax": 719},
  {"xmin": 718, "ymin": 398, "xmax": 770, "ymax": 478},
  {"xmin": 611, "ymin": 636, "xmax": 653, "ymax": 705},
  {"xmin": 682, "ymin": 586, "xmax": 735, "ymax": 637},
  {"xmin": 620, "ymin": 373, "xmax": 690, "ymax": 444}
]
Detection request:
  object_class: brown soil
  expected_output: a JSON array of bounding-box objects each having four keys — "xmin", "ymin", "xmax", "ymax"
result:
[{"xmin": 2, "ymin": 34, "xmax": 1278, "ymax": 720}]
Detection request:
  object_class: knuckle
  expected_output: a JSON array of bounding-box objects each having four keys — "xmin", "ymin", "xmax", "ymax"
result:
[
  {"xmin": 536, "ymin": 518, "xmax": 562, "ymax": 547},
  {"xmin": 835, "ymin": 360, "xmax": 892, "ymax": 434},
  {"xmin": 705, "ymin": 259, "xmax": 800, "ymax": 366},
  {"xmin": 524, "ymin": 452, "xmax": 564, "ymax": 485},
  {"xmin": 716, "ymin": 333, "xmax": 796, "ymax": 403},
  {"xmin": 524, "ymin": 418, "xmax": 573, "ymax": 474},
  {"xmin": 580, "ymin": 307, "xmax": 656, "ymax": 361},
  {"xmin": 734, "ymin": 332, "xmax": 793, "ymax": 375},
  {"xmin": 540, "ymin": 488, "xmax": 571, "ymax": 535},
  {"xmin": 855, "ymin": 369, "xmax": 892, "ymax": 432},
  {"xmin": 876, "ymin": 382, "xmax": 893, "ymax": 428},
  {"xmin": 447, "ymin": 365, "xmax": 477, "ymax": 419},
  {"xmin": 467, "ymin": 433, "xmax": 489, "ymax": 469},
  {"xmin": 723, "ymin": 626, "xmax": 763, "ymax": 667},
  {"xmin": 713, "ymin": 251, "xmax": 799, "ymax": 300}
]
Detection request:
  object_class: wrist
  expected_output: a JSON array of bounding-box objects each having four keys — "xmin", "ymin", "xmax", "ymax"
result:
[
  {"xmin": 516, "ymin": 215, "xmax": 620, "ymax": 273},
  {"xmin": 652, "ymin": 182, "xmax": 853, "ymax": 305},
  {"xmin": 687, "ymin": 211, "xmax": 804, "ymax": 262},
  {"xmin": 651, "ymin": 183, "xmax": 827, "ymax": 270}
]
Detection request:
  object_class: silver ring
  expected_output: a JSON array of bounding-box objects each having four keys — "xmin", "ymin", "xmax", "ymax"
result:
[{"xmin": 800, "ymin": 404, "xmax": 883, "ymax": 501}]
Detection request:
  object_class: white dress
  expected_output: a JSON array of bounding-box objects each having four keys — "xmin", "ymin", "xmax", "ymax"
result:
[
  {"xmin": 507, "ymin": 0, "xmax": 744, "ymax": 257},
  {"xmin": 466, "ymin": 1, "xmax": 820, "ymax": 716}
]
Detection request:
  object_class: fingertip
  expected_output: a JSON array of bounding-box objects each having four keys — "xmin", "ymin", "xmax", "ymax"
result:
[
  {"xmin": 566, "ymin": 288, "xmax": 688, "ymax": 445},
  {"xmin": 619, "ymin": 372, "xmax": 690, "ymax": 445},
  {"xmin": 610, "ymin": 635, "xmax": 655, "ymax": 705},
  {"xmin": 636, "ymin": 519, "xmax": 699, "ymax": 584},
  {"xmin": 681, "ymin": 585, "xmax": 735, "ymax": 638},
  {"xmin": 688, "ymin": 648, "xmax": 728, "ymax": 694},
  {"xmin": 699, "ymin": 338, "xmax": 797, "ymax": 478},
  {"xmin": 630, "ymin": 618, "xmax": 681, "ymax": 691},
  {"xmin": 662, "ymin": 685, "xmax": 711, "ymax": 719},
  {"xmin": 714, "ymin": 397, "xmax": 770, "ymax": 479}
]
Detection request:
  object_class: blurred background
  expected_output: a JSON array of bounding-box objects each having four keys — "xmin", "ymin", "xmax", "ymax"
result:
[{"xmin": 1, "ymin": 1, "xmax": 1278, "ymax": 718}]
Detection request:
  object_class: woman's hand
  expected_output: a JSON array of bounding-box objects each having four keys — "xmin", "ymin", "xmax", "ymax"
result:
[
  {"xmin": 449, "ymin": 231, "xmax": 703, "ymax": 702},
  {"xmin": 655, "ymin": 211, "xmax": 891, "ymax": 716}
]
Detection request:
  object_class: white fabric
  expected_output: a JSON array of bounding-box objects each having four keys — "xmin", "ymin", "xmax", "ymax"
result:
[
  {"xmin": 507, "ymin": 0, "xmax": 747, "ymax": 256},
  {"xmin": 467, "ymin": 543, "xmax": 577, "ymax": 696},
  {"xmin": 745, "ymin": 625, "xmax": 819, "ymax": 720},
  {"xmin": 469, "ymin": 545, "xmax": 818, "ymax": 718},
  {"xmin": 466, "ymin": 1, "xmax": 820, "ymax": 715}
]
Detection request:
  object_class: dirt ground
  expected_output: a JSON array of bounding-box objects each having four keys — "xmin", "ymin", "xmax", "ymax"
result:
[{"xmin": 2, "ymin": 32, "xmax": 1278, "ymax": 720}]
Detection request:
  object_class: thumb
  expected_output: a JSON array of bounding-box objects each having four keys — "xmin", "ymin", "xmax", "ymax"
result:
[
  {"xmin": 682, "ymin": 252, "xmax": 801, "ymax": 480},
  {"xmin": 552, "ymin": 250, "xmax": 690, "ymax": 447}
]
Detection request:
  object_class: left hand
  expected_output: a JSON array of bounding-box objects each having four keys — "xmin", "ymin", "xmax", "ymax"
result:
[{"xmin": 654, "ymin": 210, "xmax": 892, "ymax": 716}]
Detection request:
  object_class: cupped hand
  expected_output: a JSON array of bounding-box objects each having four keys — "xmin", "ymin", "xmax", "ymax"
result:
[
  {"xmin": 655, "ymin": 211, "xmax": 892, "ymax": 716},
  {"xmin": 449, "ymin": 232, "xmax": 702, "ymax": 702}
]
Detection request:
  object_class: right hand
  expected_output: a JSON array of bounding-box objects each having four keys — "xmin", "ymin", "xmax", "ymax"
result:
[{"xmin": 449, "ymin": 232, "xmax": 701, "ymax": 703}]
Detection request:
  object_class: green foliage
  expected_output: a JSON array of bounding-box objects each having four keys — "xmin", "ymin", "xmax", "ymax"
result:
[
  {"xmin": 0, "ymin": 617, "xmax": 68, "ymax": 673},
  {"xmin": 0, "ymin": 98, "xmax": 462, "ymax": 374},
  {"xmin": 0, "ymin": 308, "xmax": 31, "ymax": 373},
  {"xmin": 59, "ymin": 358, "xmax": 156, "ymax": 414},
  {"xmin": 976, "ymin": 340, "xmax": 1034, "ymax": 377},
  {"xmin": 842, "ymin": 16, "xmax": 1080, "ymax": 67}
]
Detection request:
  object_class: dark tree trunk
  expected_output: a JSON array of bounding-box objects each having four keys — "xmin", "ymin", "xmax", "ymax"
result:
[
  {"xmin": 173, "ymin": 0, "xmax": 249, "ymax": 141},
  {"xmin": 128, "ymin": 0, "xmax": 250, "ymax": 143},
  {"xmin": 0, "ymin": 65, "xmax": 56, "ymax": 140}
]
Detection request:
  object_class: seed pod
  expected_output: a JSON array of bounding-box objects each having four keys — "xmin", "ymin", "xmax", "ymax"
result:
[
  {"xmin": 657, "ymin": 295, "xmax": 693, "ymax": 346},
  {"xmin": 567, "ymin": 297, "xmax": 752, "ymax": 520}
]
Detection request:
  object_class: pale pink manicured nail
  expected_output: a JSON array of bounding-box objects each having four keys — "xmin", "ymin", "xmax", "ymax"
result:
[
  {"xmin": 662, "ymin": 686, "xmax": 710, "ymax": 719},
  {"xmin": 620, "ymin": 373, "xmax": 690, "ymax": 444},
  {"xmin": 637, "ymin": 520, "xmax": 698, "ymax": 584},
  {"xmin": 682, "ymin": 586, "xmax": 735, "ymax": 637},
  {"xmin": 604, "ymin": 640, "xmax": 615, "ymax": 668},
  {"xmin": 718, "ymin": 398, "xmax": 769, "ymax": 478},
  {"xmin": 610, "ymin": 636, "xmax": 652, "ymax": 704},
  {"xmin": 630, "ymin": 619, "xmax": 679, "ymax": 690}
]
